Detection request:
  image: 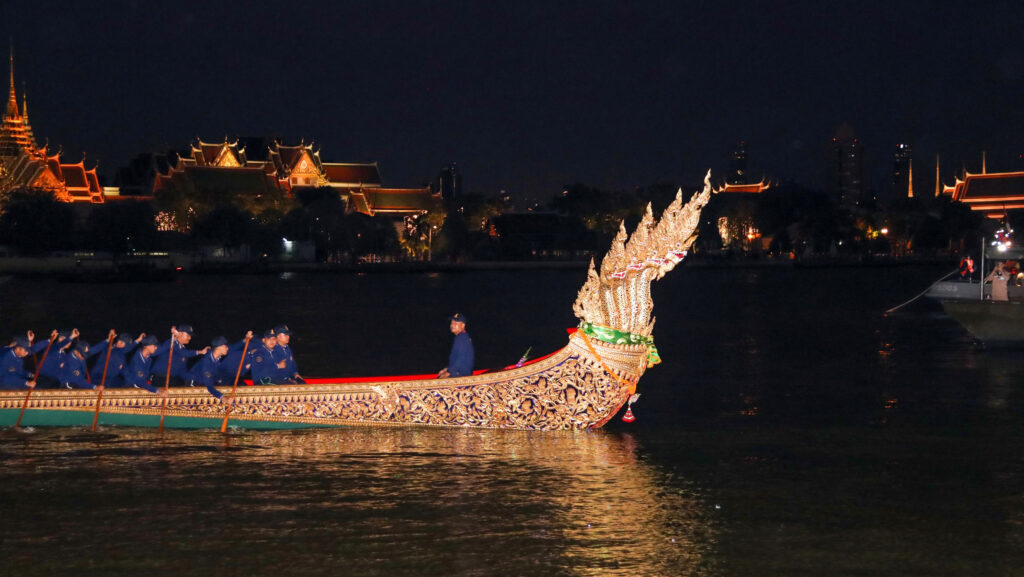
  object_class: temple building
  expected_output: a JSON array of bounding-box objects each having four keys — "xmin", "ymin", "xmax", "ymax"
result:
[
  {"xmin": 713, "ymin": 179, "xmax": 771, "ymax": 195},
  {"xmin": 942, "ymin": 157, "xmax": 1024, "ymax": 220},
  {"xmin": 150, "ymin": 138, "xmax": 440, "ymax": 217},
  {"xmin": 0, "ymin": 51, "xmax": 104, "ymax": 203}
]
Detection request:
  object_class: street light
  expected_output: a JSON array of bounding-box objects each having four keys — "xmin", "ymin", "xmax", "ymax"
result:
[{"xmin": 427, "ymin": 225, "xmax": 437, "ymax": 261}]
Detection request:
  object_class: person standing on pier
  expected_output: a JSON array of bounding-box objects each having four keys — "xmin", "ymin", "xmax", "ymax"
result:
[
  {"xmin": 985, "ymin": 262, "xmax": 1010, "ymax": 302},
  {"xmin": 438, "ymin": 313, "xmax": 473, "ymax": 378}
]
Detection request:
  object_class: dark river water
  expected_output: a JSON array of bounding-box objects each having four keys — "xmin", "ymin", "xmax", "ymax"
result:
[{"xmin": 1, "ymin": 265, "xmax": 1022, "ymax": 576}]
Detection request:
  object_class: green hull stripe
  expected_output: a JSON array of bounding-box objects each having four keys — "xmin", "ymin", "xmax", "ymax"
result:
[{"xmin": 0, "ymin": 409, "xmax": 339, "ymax": 430}]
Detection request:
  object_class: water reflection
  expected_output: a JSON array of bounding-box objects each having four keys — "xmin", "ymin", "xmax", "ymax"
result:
[{"xmin": 0, "ymin": 427, "xmax": 714, "ymax": 576}]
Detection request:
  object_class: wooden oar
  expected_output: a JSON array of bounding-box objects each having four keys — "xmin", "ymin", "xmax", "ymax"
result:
[
  {"xmin": 15, "ymin": 333, "xmax": 56, "ymax": 429},
  {"xmin": 220, "ymin": 336, "xmax": 252, "ymax": 433},
  {"xmin": 90, "ymin": 331, "xmax": 116, "ymax": 431},
  {"xmin": 158, "ymin": 331, "xmax": 175, "ymax": 434}
]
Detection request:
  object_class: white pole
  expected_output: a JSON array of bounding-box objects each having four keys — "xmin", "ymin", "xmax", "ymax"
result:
[{"xmin": 980, "ymin": 237, "xmax": 985, "ymax": 301}]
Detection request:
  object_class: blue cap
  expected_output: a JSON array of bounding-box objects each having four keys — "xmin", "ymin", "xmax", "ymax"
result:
[
  {"xmin": 12, "ymin": 337, "xmax": 30, "ymax": 350},
  {"xmin": 211, "ymin": 336, "xmax": 228, "ymax": 348},
  {"xmin": 140, "ymin": 335, "xmax": 159, "ymax": 347},
  {"xmin": 177, "ymin": 325, "xmax": 194, "ymax": 336},
  {"xmin": 262, "ymin": 329, "xmax": 277, "ymax": 339},
  {"xmin": 116, "ymin": 333, "xmax": 134, "ymax": 344},
  {"xmin": 75, "ymin": 341, "xmax": 90, "ymax": 354},
  {"xmin": 449, "ymin": 312, "xmax": 468, "ymax": 324},
  {"xmin": 274, "ymin": 325, "xmax": 291, "ymax": 336},
  {"xmin": 58, "ymin": 328, "xmax": 73, "ymax": 338}
]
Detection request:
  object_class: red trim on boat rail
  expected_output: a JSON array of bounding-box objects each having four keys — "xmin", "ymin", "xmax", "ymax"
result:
[{"xmin": 295, "ymin": 347, "xmax": 563, "ymax": 385}]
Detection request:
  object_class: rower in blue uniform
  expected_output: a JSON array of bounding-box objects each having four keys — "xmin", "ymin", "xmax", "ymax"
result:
[
  {"xmin": 22, "ymin": 330, "xmax": 50, "ymax": 355},
  {"xmin": 249, "ymin": 330, "xmax": 279, "ymax": 385},
  {"xmin": 272, "ymin": 325, "xmax": 304, "ymax": 384},
  {"xmin": 1, "ymin": 337, "xmax": 37, "ymax": 390},
  {"xmin": 151, "ymin": 325, "xmax": 209, "ymax": 387},
  {"xmin": 90, "ymin": 332, "xmax": 144, "ymax": 387},
  {"xmin": 438, "ymin": 312, "xmax": 474, "ymax": 378},
  {"xmin": 187, "ymin": 336, "xmax": 234, "ymax": 403},
  {"xmin": 37, "ymin": 328, "xmax": 78, "ymax": 388},
  {"xmin": 122, "ymin": 335, "xmax": 167, "ymax": 394},
  {"xmin": 217, "ymin": 331, "xmax": 254, "ymax": 386},
  {"xmin": 58, "ymin": 341, "xmax": 102, "ymax": 390}
]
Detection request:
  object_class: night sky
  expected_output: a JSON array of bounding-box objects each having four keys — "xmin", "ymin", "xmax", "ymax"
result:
[{"xmin": 6, "ymin": 1, "xmax": 1024, "ymax": 202}]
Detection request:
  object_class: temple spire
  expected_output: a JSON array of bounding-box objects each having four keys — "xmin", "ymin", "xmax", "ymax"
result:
[
  {"xmin": 6, "ymin": 42, "xmax": 19, "ymax": 119},
  {"xmin": 907, "ymin": 158, "xmax": 914, "ymax": 198},
  {"xmin": 934, "ymin": 154, "xmax": 941, "ymax": 197}
]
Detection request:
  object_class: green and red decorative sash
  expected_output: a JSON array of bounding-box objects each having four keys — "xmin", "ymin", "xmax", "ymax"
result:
[{"xmin": 577, "ymin": 322, "xmax": 661, "ymax": 368}]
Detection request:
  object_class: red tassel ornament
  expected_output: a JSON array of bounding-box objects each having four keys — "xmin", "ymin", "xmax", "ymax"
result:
[{"xmin": 622, "ymin": 406, "xmax": 636, "ymax": 423}]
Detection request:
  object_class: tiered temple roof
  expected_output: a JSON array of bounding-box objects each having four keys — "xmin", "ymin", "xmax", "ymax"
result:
[
  {"xmin": 943, "ymin": 170, "xmax": 1024, "ymax": 220},
  {"xmin": 154, "ymin": 138, "xmax": 282, "ymax": 196},
  {"xmin": 0, "ymin": 50, "xmax": 103, "ymax": 202},
  {"xmin": 713, "ymin": 179, "xmax": 771, "ymax": 194},
  {"xmin": 153, "ymin": 138, "xmax": 439, "ymax": 217}
]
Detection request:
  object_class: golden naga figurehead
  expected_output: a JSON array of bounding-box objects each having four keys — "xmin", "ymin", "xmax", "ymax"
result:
[{"xmin": 573, "ymin": 170, "xmax": 712, "ymax": 336}]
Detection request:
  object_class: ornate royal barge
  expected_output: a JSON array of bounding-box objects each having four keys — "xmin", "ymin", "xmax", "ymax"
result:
[{"xmin": 0, "ymin": 176, "xmax": 711, "ymax": 431}]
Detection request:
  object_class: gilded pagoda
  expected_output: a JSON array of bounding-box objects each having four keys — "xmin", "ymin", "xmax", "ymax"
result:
[{"xmin": 0, "ymin": 51, "xmax": 104, "ymax": 203}]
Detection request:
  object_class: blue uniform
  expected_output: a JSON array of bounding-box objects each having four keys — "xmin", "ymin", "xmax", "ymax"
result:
[
  {"xmin": 122, "ymin": 349, "xmax": 159, "ymax": 393},
  {"xmin": 218, "ymin": 339, "xmax": 251, "ymax": 385},
  {"xmin": 90, "ymin": 342, "xmax": 137, "ymax": 388},
  {"xmin": 58, "ymin": 351, "xmax": 96, "ymax": 389},
  {"xmin": 29, "ymin": 339, "xmax": 50, "ymax": 355},
  {"xmin": 447, "ymin": 332, "xmax": 474, "ymax": 377},
  {"xmin": 38, "ymin": 336, "xmax": 70, "ymax": 380},
  {"xmin": 249, "ymin": 344, "xmax": 278, "ymax": 385},
  {"xmin": 273, "ymin": 344, "xmax": 300, "ymax": 382},
  {"xmin": 187, "ymin": 352, "xmax": 228, "ymax": 399},
  {"xmin": 151, "ymin": 339, "xmax": 199, "ymax": 380},
  {"xmin": 86, "ymin": 339, "xmax": 109, "ymax": 362},
  {"xmin": 0, "ymin": 349, "xmax": 33, "ymax": 389}
]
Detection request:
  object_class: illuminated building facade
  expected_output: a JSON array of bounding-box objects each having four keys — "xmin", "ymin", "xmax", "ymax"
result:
[
  {"xmin": 893, "ymin": 143, "xmax": 913, "ymax": 198},
  {"xmin": 0, "ymin": 51, "xmax": 104, "ymax": 202},
  {"xmin": 828, "ymin": 124, "xmax": 864, "ymax": 207},
  {"xmin": 708, "ymin": 179, "xmax": 771, "ymax": 251},
  {"xmin": 727, "ymin": 141, "xmax": 748, "ymax": 185},
  {"xmin": 151, "ymin": 138, "xmax": 440, "ymax": 217}
]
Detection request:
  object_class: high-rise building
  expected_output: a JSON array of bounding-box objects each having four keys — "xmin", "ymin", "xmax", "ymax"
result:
[
  {"xmin": 892, "ymin": 143, "xmax": 913, "ymax": 198},
  {"xmin": 438, "ymin": 161, "xmax": 462, "ymax": 201},
  {"xmin": 828, "ymin": 124, "xmax": 864, "ymax": 207},
  {"xmin": 727, "ymin": 141, "xmax": 747, "ymax": 185}
]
